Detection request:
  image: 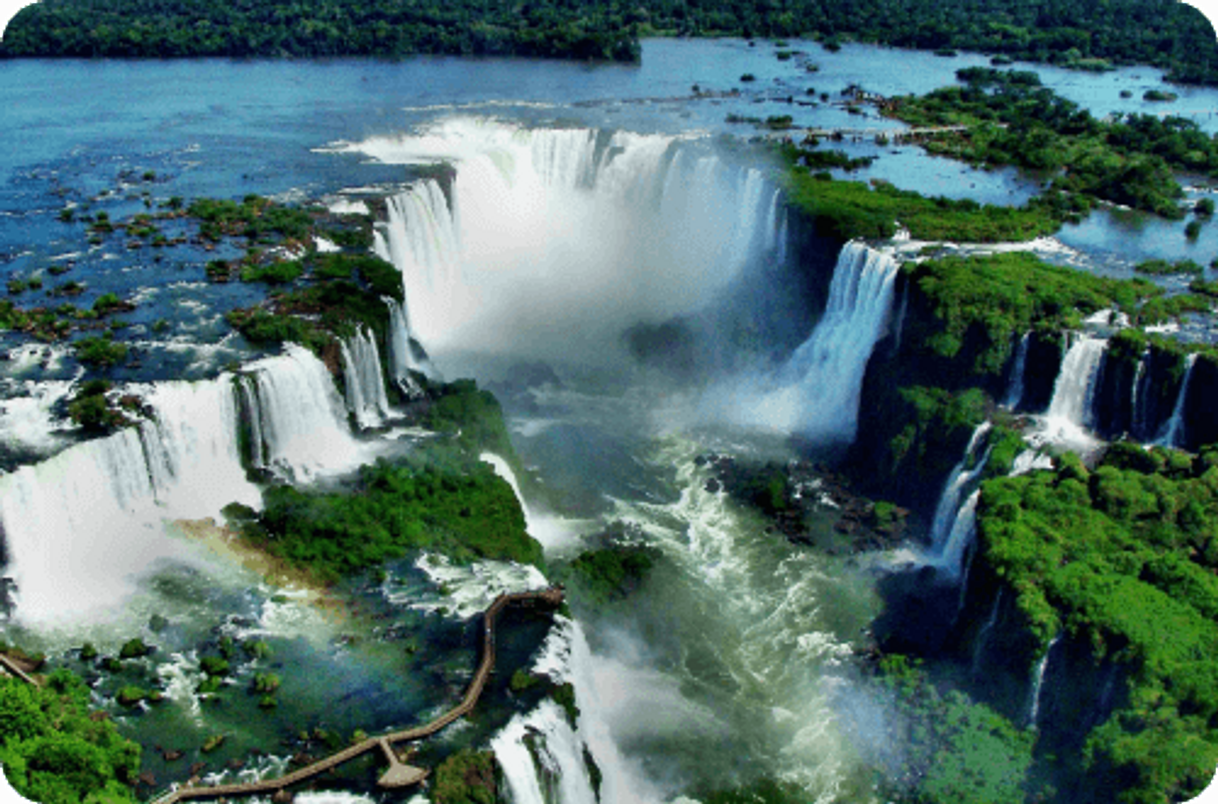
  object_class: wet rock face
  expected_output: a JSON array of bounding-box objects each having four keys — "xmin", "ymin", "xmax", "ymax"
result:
[{"xmin": 697, "ymin": 453, "xmax": 909, "ymax": 553}]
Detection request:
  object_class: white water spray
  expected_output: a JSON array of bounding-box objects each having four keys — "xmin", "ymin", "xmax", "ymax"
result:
[{"xmin": 1026, "ymin": 634, "xmax": 1061, "ymax": 728}]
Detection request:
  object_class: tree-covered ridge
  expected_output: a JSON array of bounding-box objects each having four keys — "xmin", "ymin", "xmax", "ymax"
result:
[
  {"xmin": 977, "ymin": 445, "xmax": 1218, "ymax": 803},
  {"xmin": 228, "ymin": 383, "xmax": 542, "ymax": 585},
  {"xmin": 887, "ymin": 67, "xmax": 1218, "ymax": 219},
  {"xmin": 0, "ymin": 669, "xmax": 141, "ymax": 804},
  {"xmin": 0, "ymin": 0, "xmax": 640, "ymax": 61},
  {"xmin": 3, "ymin": 0, "xmax": 1217, "ymax": 86}
]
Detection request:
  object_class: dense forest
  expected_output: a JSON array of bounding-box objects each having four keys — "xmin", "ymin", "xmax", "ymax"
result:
[{"xmin": 3, "ymin": 0, "xmax": 1218, "ymax": 86}]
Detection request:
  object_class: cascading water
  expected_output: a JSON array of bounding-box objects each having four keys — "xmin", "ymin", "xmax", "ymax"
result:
[
  {"xmin": 1038, "ymin": 333, "xmax": 1107, "ymax": 448},
  {"xmin": 1002, "ymin": 332, "xmax": 1030, "ymax": 410},
  {"xmin": 1045, "ymin": 334, "xmax": 1107, "ymax": 427},
  {"xmin": 927, "ymin": 423, "xmax": 992, "ymax": 577},
  {"xmin": 929, "ymin": 424, "xmax": 992, "ymax": 550},
  {"xmin": 349, "ymin": 119, "xmax": 786, "ymax": 367},
  {"xmin": 1130, "ymin": 351, "xmax": 1149, "ymax": 439},
  {"xmin": 236, "ymin": 344, "xmax": 369, "ymax": 482},
  {"xmin": 382, "ymin": 296, "xmax": 427, "ymax": 394},
  {"xmin": 0, "ymin": 375, "xmax": 260, "ymax": 626},
  {"xmin": 338, "ymin": 325, "xmax": 393, "ymax": 429},
  {"xmin": 735, "ymin": 242, "xmax": 901, "ymax": 442},
  {"xmin": 491, "ymin": 617, "xmax": 655, "ymax": 804},
  {"xmin": 1026, "ymin": 634, "xmax": 1061, "ymax": 728},
  {"xmin": 1155, "ymin": 354, "xmax": 1197, "ymax": 449},
  {"xmin": 972, "ymin": 589, "xmax": 1003, "ymax": 675}
]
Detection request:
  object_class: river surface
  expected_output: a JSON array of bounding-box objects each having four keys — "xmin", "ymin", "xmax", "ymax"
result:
[{"xmin": 2, "ymin": 37, "xmax": 1218, "ymax": 804}]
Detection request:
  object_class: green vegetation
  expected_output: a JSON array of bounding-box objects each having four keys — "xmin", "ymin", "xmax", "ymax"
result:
[
  {"xmin": 0, "ymin": 669, "xmax": 140, "ymax": 804},
  {"xmin": 886, "ymin": 386, "xmax": 989, "ymax": 472},
  {"xmin": 189, "ymin": 196, "xmax": 313, "ymax": 244},
  {"xmin": 551, "ymin": 682, "xmax": 579, "ymax": 726},
  {"xmin": 6, "ymin": 0, "xmax": 1218, "ymax": 86},
  {"xmin": 875, "ymin": 655, "xmax": 1036, "ymax": 804},
  {"xmin": 237, "ymin": 449, "xmax": 540, "ymax": 584},
  {"xmin": 240, "ymin": 260, "xmax": 304, "ymax": 285},
  {"xmin": 199, "ymin": 656, "xmax": 230, "ymax": 677},
  {"xmin": 1133, "ymin": 258, "xmax": 1204, "ymax": 277},
  {"xmin": 782, "ymin": 173, "xmax": 1059, "ymax": 242},
  {"xmin": 66, "ymin": 380, "xmax": 141, "ymax": 432},
  {"xmin": 432, "ymin": 750, "xmax": 497, "ymax": 804},
  {"xmin": 114, "ymin": 686, "xmax": 147, "ymax": 707},
  {"xmin": 72, "ymin": 333, "xmax": 127, "ymax": 368},
  {"xmin": 117, "ymin": 638, "xmax": 149, "ymax": 659},
  {"xmin": 905, "ymin": 253, "xmax": 1156, "ymax": 374},
  {"xmin": 887, "ymin": 68, "xmax": 1218, "ymax": 219},
  {"xmin": 231, "ymin": 380, "xmax": 538, "ymax": 584},
  {"xmin": 565, "ymin": 545, "xmax": 659, "ymax": 603},
  {"xmin": 1143, "ymin": 89, "xmax": 1179, "ymax": 101},
  {"xmin": 977, "ymin": 446, "xmax": 1218, "ymax": 802}
]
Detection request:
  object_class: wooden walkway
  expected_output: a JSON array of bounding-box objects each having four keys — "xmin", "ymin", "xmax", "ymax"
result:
[
  {"xmin": 0, "ymin": 652, "xmax": 40, "ymax": 687},
  {"xmin": 151, "ymin": 586, "xmax": 564, "ymax": 803},
  {"xmin": 763, "ymin": 123, "xmax": 977, "ymax": 140}
]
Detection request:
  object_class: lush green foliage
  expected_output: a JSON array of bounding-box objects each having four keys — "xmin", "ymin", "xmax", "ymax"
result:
[
  {"xmin": 782, "ymin": 171, "xmax": 1059, "ymax": 242},
  {"xmin": 236, "ymin": 422, "xmax": 541, "ymax": 584},
  {"xmin": 240, "ymin": 260, "xmax": 304, "ymax": 285},
  {"xmin": 977, "ymin": 448, "xmax": 1218, "ymax": 802},
  {"xmin": 1134, "ymin": 258, "xmax": 1204, "ymax": 277},
  {"xmin": 0, "ymin": 670, "xmax": 140, "ymax": 804},
  {"xmin": 432, "ymin": 750, "xmax": 497, "ymax": 804},
  {"xmin": 188, "ymin": 196, "xmax": 313, "ymax": 244},
  {"xmin": 889, "ymin": 68, "xmax": 1218, "ymax": 218},
  {"xmin": 887, "ymin": 386, "xmax": 989, "ymax": 470},
  {"xmin": 1, "ymin": 0, "xmax": 639, "ymax": 61},
  {"xmin": 906, "ymin": 253, "xmax": 1156, "ymax": 374},
  {"xmin": 6, "ymin": 0, "xmax": 1218, "ymax": 86},
  {"xmin": 72, "ymin": 334, "xmax": 128, "ymax": 368},
  {"xmin": 876, "ymin": 655, "xmax": 1036, "ymax": 804},
  {"xmin": 564, "ymin": 545, "xmax": 659, "ymax": 603},
  {"xmin": 423, "ymin": 378, "xmax": 515, "ymax": 458}
]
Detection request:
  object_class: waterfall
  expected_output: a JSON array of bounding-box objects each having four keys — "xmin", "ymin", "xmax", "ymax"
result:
[
  {"xmin": 937, "ymin": 491, "xmax": 980, "ymax": 579},
  {"xmin": 236, "ymin": 345, "xmax": 367, "ymax": 482},
  {"xmin": 480, "ymin": 452, "xmax": 576, "ymax": 554},
  {"xmin": 1129, "ymin": 351, "xmax": 1148, "ymax": 439},
  {"xmin": 0, "ymin": 375, "xmax": 260, "ymax": 625},
  {"xmin": 1045, "ymin": 334, "xmax": 1107, "ymax": 428},
  {"xmin": 339, "ymin": 326, "xmax": 393, "ymax": 429},
  {"xmin": 744, "ymin": 242, "xmax": 900, "ymax": 442},
  {"xmin": 929, "ymin": 422, "xmax": 992, "ymax": 553},
  {"xmin": 971, "ymin": 589, "xmax": 1003, "ymax": 676},
  {"xmin": 1026, "ymin": 634, "xmax": 1061, "ymax": 728},
  {"xmin": 1155, "ymin": 354, "xmax": 1197, "ymax": 449},
  {"xmin": 355, "ymin": 120, "xmax": 786, "ymax": 365},
  {"xmin": 1002, "ymin": 332, "xmax": 1030, "ymax": 410},
  {"xmin": 492, "ymin": 617, "xmax": 656, "ymax": 804}
]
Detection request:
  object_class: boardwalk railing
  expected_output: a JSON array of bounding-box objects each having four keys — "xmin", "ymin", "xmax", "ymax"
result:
[{"xmin": 151, "ymin": 586, "xmax": 564, "ymax": 804}]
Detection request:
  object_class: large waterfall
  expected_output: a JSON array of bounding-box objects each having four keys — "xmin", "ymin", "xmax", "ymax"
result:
[
  {"xmin": 736, "ymin": 242, "xmax": 901, "ymax": 442},
  {"xmin": 347, "ymin": 119, "xmax": 786, "ymax": 367},
  {"xmin": 0, "ymin": 375, "xmax": 259, "ymax": 625},
  {"xmin": 1046, "ymin": 334, "xmax": 1107, "ymax": 427},
  {"xmin": 236, "ymin": 344, "xmax": 369, "ymax": 482}
]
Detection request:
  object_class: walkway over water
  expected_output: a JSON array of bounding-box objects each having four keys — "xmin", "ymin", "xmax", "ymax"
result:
[
  {"xmin": 0, "ymin": 652, "xmax": 40, "ymax": 686},
  {"xmin": 149, "ymin": 586, "xmax": 565, "ymax": 804}
]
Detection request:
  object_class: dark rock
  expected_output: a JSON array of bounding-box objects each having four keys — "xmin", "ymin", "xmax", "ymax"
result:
[
  {"xmin": 704, "ymin": 477, "xmax": 721, "ymax": 494},
  {"xmin": 163, "ymin": 750, "xmax": 184, "ymax": 762}
]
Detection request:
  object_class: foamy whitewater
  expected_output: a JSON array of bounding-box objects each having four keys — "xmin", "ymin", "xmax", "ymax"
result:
[{"xmin": 339, "ymin": 118, "xmax": 785, "ymax": 366}]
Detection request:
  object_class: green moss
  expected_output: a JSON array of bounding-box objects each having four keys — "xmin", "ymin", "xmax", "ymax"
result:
[
  {"xmin": 117, "ymin": 639, "xmax": 148, "ymax": 660},
  {"xmin": 551, "ymin": 682, "xmax": 579, "ymax": 726},
  {"xmin": 240, "ymin": 260, "xmax": 304, "ymax": 285}
]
